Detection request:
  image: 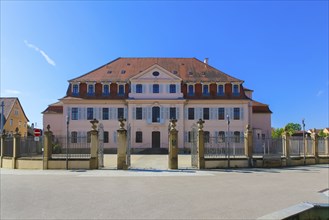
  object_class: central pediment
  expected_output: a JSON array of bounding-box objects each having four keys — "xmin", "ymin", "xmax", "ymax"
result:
[{"xmin": 130, "ymin": 64, "xmax": 182, "ymax": 82}]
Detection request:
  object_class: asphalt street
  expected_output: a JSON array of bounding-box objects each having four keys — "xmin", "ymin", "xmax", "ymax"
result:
[{"xmin": 1, "ymin": 156, "xmax": 328, "ymax": 219}]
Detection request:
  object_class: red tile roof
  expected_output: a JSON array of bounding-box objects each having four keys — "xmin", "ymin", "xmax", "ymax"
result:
[
  {"xmin": 252, "ymin": 100, "xmax": 272, "ymax": 113},
  {"xmin": 0, "ymin": 97, "xmax": 29, "ymax": 121},
  {"xmin": 42, "ymin": 102, "xmax": 63, "ymax": 114},
  {"xmin": 69, "ymin": 57, "xmax": 243, "ymax": 83}
]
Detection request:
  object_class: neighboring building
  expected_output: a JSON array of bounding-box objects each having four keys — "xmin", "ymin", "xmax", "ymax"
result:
[
  {"xmin": 0, "ymin": 97, "xmax": 29, "ymax": 136},
  {"xmin": 43, "ymin": 57, "xmax": 272, "ymax": 151}
]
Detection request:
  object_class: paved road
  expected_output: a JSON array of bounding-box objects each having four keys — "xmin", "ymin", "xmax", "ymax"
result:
[{"xmin": 1, "ymin": 158, "xmax": 328, "ymax": 219}]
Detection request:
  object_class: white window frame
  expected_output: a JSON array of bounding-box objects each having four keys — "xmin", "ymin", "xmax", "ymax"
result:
[
  {"xmin": 217, "ymin": 83, "xmax": 225, "ymax": 95},
  {"xmin": 87, "ymin": 82, "xmax": 96, "ymax": 95},
  {"xmin": 202, "ymin": 83, "xmax": 210, "ymax": 95},
  {"xmin": 232, "ymin": 83, "xmax": 240, "ymax": 95},
  {"xmin": 102, "ymin": 82, "xmax": 111, "ymax": 95},
  {"xmin": 117, "ymin": 83, "xmax": 125, "ymax": 95},
  {"xmin": 71, "ymin": 83, "xmax": 80, "ymax": 94},
  {"xmin": 187, "ymin": 83, "xmax": 195, "ymax": 95}
]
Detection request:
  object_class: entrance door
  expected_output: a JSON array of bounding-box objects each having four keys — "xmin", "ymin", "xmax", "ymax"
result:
[{"xmin": 152, "ymin": 131, "xmax": 160, "ymax": 148}]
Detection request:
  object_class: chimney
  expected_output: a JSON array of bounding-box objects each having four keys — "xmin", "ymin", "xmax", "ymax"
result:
[{"xmin": 203, "ymin": 58, "xmax": 209, "ymax": 64}]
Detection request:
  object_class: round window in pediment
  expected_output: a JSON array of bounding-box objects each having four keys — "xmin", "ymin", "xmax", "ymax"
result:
[{"xmin": 152, "ymin": 71, "xmax": 160, "ymax": 77}]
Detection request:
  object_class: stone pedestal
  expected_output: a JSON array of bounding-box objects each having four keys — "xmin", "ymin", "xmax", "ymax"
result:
[
  {"xmin": 0, "ymin": 134, "xmax": 5, "ymax": 168},
  {"xmin": 197, "ymin": 119, "xmax": 205, "ymax": 169},
  {"xmin": 244, "ymin": 125, "xmax": 253, "ymax": 167},
  {"xmin": 43, "ymin": 128, "xmax": 53, "ymax": 170},
  {"xmin": 117, "ymin": 129, "xmax": 128, "ymax": 170},
  {"xmin": 282, "ymin": 132, "xmax": 291, "ymax": 166},
  {"xmin": 311, "ymin": 130, "xmax": 319, "ymax": 163},
  {"xmin": 90, "ymin": 130, "xmax": 99, "ymax": 169},
  {"xmin": 12, "ymin": 131, "xmax": 20, "ymax": 169},
  {"xmin": 168, "ymin": 119, "xmax": 178, "ymax": 169}
]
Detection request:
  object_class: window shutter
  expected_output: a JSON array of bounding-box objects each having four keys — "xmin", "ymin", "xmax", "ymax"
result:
[
  {"xmin": 176, "ymin": 107, "xmax": 179, "ymax": 120},
  {"xmin": 114, "ymin": 108, "xmax": 118, "ymax": 120},
  {"xmin": 131, "ymin": 84, "xmax": 135, "ymax": 93},
  {"xmin": 113, "ymin": 131, "xmax": 117, "ymax": 143},
  {"xmin": 67, "ymin": 107, "xmax": 71, "ymax": 119},
  {"xmin": 124, "ymin": 108, "xmax": 127, "ymax": 119},
  {"xmin": 166, "ymin": 84, "xmax": 170, "ymax": 93},
  {"xmin": 159, "ymin": 84, "xmax": 163, "ymax": 93},
  {"xmin": 160, "ymin": 107, "xmax": 164, "ymax": 123},
  {"xmin": 93, "ymin": 108, "xmax": 97, "ymax": 120},
  {"xmin": 149, "ymin": 84, "xmax": 152, "ymax": 93},
  {"xmin": 240, "ymin": 107, "xmax": 244, "ymax": 120},
  {"xmin": 165, "ymin": 107, "xmax": 169, "ymax": 120},
  {"xmin": 142, "ymin": 107, "xmax": 146, "ymax": 120},
  {"xmin": 184, "ymin": 108, "xmax": 188, "ymax": 119},
  {"xmin": 142, "ymin": 85, "xmax": 145, "ymax": 93},
  {"xmin": 230, "ymin": 108, "xmax": 234, "ymax": 119},
  {"xmin": 132, "ymin": 107, "xmax": 136, "ymax": 120},
  {"xmin": 184, "ymin": 131, "xmax": 188, "ymax": 142},
  {"xmin": 147, "ymin": 107, "xmax": 151, "ymax": 123}
]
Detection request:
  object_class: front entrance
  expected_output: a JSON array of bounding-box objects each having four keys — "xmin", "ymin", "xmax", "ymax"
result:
[{"xmin": 152, "ymin": 131, "xmax": 161, "ymax": 148}]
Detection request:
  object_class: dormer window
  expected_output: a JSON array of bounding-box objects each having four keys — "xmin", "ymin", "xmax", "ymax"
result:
[
  {"xmin": 72, "ymin": 84, "xmax": 79, "ymax": 96},
  {"xmin": 118, "ymin": 84, "xmax": 125, "ymax": 96},
  {"xmin": 87, "ymin": 84, "xmax": 95, "ymax": 96},
  {"xmin": 136, "ymin": 84, "xmax": 143, "ymax": 93},
  {"xmin": 103, "ymin": 84, "xmax": 110, "ymax": 96},
  {"xmin": 169, "ymin": 84, "xmax": 176, "ymax": 93},
  {"xmin": 202, "ymin": 84, "xmax": 210, "ymax": 96},
  {"xmin": 121, "ymin": 70, "xmax": 126, "ymax": 74},
  {"xmin": 217, "ymin": 84, "xmax": 225, "ymax": 96},
  {"xmin": 233, "ymin": 84, "xmax": 240, "ymax": 96},
  {"xmin": 188, "ymin": 84, "xmax": 194, "ymax": 96},
  {"xmin": 153, "ymin": 84, "xmax": 159, "ymax": 93}
]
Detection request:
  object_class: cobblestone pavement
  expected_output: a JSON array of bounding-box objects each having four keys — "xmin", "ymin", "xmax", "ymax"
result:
[{"xmin": 1, "ymin": 157, "xmax": 328, "ymax": 219}]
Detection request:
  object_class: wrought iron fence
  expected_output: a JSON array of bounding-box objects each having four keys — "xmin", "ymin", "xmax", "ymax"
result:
[
  {"xmin": 51, "ymin": 136, "xmax": 90, "ymax": 159},
  {"xmin": 253, "ymin": 137, "xmax": 283, "ymax": 156},
  {"xmin": 318, "ymin": 137, "xmax": 329, "ymax": 155},
  {"xmin": 3, "ymin": 137, "xmax": 13, "ymax": 157},
  {"xmin": 18, "ymin": 136, "xmax": 43, "ymax": 157},
  {"xmin": 205, "ymin": 136, "xmax": 245, "ymax": 158}
]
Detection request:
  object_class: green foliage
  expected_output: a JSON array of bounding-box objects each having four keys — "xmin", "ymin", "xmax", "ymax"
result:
[
  {"xmin": 272, "ymin": 128, "xmax": 284, "ymax": 138},
  {"xmin": 318, "ymin": 130, "xmax": 328, "ymax": 138}
]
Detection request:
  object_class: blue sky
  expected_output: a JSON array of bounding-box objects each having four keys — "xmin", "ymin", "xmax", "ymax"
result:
[{"xmin": 1, "ymin": 1, "xmax": 328, "ymax": 130}]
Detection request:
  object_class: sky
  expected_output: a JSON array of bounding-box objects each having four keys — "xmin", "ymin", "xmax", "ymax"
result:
[{"xmin": 1, "ymin": 1, "xmax": 328, "ymax": 130}]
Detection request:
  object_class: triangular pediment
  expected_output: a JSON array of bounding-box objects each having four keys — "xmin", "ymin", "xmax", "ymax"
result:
[{"xmin": 130, "ymin": 64, "xmax": 182, "ymax": 82}]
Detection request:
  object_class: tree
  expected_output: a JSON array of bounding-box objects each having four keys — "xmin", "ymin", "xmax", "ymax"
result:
[
  {"xmin": 284, "ymin": 123, "xmax": 301, "ymax": 135},
  {"xmin": 318, "ymin": 130, "xmax": 328, "ymax": 138},
  {"xmin": 272, "ymin": 128, "xmax": 284, "ymax": 138}
]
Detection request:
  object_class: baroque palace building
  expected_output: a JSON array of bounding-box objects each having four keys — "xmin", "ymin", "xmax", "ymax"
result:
[{"xmin": 43, "ymin": 57, "xmax": 272, "ymax": 151}]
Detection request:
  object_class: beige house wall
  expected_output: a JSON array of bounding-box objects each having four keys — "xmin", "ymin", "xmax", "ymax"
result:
[{"xmin": 4, "ymin": 100, "xmax": 29, "ymax": 136}]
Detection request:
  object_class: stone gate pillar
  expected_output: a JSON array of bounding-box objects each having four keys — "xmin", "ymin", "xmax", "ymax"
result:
[
  {"xmin": 197, "ymin": 119, "xmax": 205, "ymax": 169},
  {"xmin": 168, "ymin": 119, "xmax": 178, "ymax": 169},
  {"xmin": 90, "ymin": 119, "xmax": 99, "ymax": 169},
  {"xmin": 117, "ymin": 118, "xmax": 128, "ymax": 170},
  {"xmin": 310, "ymin": 129, "xmax": 319, "ymax": 164},
  {"xmin": 244, "ymin": 125, "xmax": 253, "ymax": 167},
  {"xmin": 12, "ymin": 128, "xmax": 21, "ymax": 169},
  {"xmin": 0, "ymin": 132, "xmax": 6, "ymax": 168},
  {"xmin": 282, "ymin": 131, "xmax": 291, "ymax": 166},
  {"xmin": 43, "ymin": 125, "xmax": 53, "ymax": 170}
]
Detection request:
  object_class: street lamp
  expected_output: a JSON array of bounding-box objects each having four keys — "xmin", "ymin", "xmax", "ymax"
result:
[
  {"xmin": 227, "ymin": 114, "xmax": 230, "ymax": 168},
  {"xmin": 302, "ymin": 118, "xmax": 306, "ymax": 165},
  {"xmin": 66, "ymin": 115, "xmax": 70, "ymax": 170}
]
